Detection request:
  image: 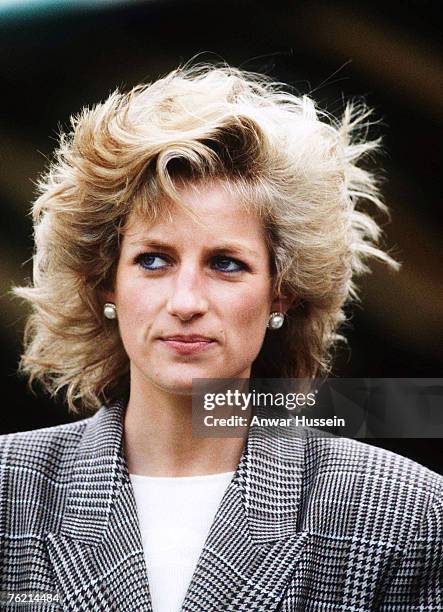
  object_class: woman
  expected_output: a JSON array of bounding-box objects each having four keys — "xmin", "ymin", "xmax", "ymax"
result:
[{"xmin": 1, "ymin": 64, "xmax": 441, "ymax": 611}]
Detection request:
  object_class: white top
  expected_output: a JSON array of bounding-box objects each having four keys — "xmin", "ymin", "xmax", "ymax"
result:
[{"xmin": 129, "ymin": 471, "xmax": 235, "ymax": 612}]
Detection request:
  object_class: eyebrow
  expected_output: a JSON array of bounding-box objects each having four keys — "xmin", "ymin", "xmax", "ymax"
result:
[{"xmin": 128, "ymin": 238, "xmax": 259, "ymax": 258}]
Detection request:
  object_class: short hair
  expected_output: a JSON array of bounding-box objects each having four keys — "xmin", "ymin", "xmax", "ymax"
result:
[{"xmin": 13, "ymin": 63, "xmax": 398, "ymax": 413}]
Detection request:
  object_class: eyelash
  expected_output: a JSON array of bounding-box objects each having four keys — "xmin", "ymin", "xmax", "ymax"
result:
[{"xmin": 134, "ymin": 252, "xmax": 247, "ymax": 274}]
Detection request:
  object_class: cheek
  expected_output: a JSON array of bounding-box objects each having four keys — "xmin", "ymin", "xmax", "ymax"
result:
[
  {"xmin": 116, "ymin": 284, "xmax": 156, "ymax": 346},
  {"xmin": 226, "ymin": 286, "xmax": 269, "ymax": 338}
]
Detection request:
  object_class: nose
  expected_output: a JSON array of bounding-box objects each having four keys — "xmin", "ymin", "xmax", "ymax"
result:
[{"xmin": 166, "ymin": 264, "xmax": 209, "ymax": 322}]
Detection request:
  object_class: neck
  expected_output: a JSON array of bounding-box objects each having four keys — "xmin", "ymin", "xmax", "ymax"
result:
[{"xmin": 123, "ymin": 376, "xmax": 248, "ymax": 477}]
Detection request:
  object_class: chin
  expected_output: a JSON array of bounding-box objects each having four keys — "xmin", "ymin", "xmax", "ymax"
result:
[
  {"xmin": 151, "ymin": 367, "xmax": 202, "ymax": 395},
  {"xmin": 144, "ymin": 359, "xmax": 250, "ymax": 395},
  {"xmin": 151, "ymin": 372, "xmax": 203, "ymax": 396},
  {"xmin": 151, "ymin": 368, "xmax": 235, "ymax": 396}
]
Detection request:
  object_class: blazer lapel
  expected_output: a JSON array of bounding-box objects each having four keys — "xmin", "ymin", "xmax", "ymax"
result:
[
  {"xmin": 45, "ymin": 401, "xmax": 153, "ymax": 611},
  {"xmin": 181, "ymin": 406, "xmax": 309, "ymax": 611},
  {"xmin": 46, "ymin": 402, "xmax": 309, "ymax": 611}
]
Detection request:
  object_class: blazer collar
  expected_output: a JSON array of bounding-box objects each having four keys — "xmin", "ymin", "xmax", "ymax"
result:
[
  {"xmin": 46, "ymin": 400, "xmax": 308, "ymax": 610},
  {"xmin": 57, "ymin": 399, "xmax": 306, "ymax": 544},
  {"xmin": 56, "ymin": 399, "xmax": 128, "ymax": 545}
]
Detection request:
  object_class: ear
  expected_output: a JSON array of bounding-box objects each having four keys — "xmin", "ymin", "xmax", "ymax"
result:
[
  {"xmin": 270, "ymin": 291, "xmax": 295, "ymax": 315},
  {"xmin": 100, "ymin": 288, "xmax": 116, "ymax": 305}
]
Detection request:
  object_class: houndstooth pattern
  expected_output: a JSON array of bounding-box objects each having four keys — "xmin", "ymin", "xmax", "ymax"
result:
[{"xmin": 0, "ymin": 400, "xmax": 441, "ymax": 611}]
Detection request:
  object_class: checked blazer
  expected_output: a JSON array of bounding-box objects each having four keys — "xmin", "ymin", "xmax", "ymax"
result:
[{"xmin": 0, "ymin": 400, "xmax": 442, "ymax": 611}]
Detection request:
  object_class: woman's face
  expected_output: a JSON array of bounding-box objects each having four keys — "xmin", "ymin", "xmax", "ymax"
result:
[{"xmin": 108, "ymin": 181, "xmax": 287, "ymax": 395}]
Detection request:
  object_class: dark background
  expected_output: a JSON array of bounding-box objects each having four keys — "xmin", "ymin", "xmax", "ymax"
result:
[{"xmin": 0, "ymin": 0, "xmax": 441, "ymax": 472}]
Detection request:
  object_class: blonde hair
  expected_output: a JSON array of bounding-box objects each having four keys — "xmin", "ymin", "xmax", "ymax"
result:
[{"xmin": 13, "ymin": 63, "xmax": 398, "ymax": 413}]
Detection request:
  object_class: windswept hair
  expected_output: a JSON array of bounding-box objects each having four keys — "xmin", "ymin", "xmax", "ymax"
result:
[{"xmin": 13, "ymin": 63, "xmax": 398, "ymax": 413}]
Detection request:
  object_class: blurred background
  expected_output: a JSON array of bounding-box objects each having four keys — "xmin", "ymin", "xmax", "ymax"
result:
[{"xmin": 0, "ymin": 0, "xmax": 441, "ymax": 471}]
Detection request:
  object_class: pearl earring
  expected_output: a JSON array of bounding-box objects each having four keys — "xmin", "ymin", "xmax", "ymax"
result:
[
  {"xmin": 267, "ymin": 311, "xmax": 285, "ymax": 330},
  {"xmin": 103, "ymin": 302, "xmax": 117, "ymax": 320}
]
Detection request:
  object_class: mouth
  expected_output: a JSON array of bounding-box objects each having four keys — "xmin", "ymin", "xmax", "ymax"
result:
[{"xmin": 159, "ymin": 335, "xmax": 216, "ymax": 355}]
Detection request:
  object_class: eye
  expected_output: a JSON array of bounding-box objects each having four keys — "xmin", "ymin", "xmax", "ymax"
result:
[
  {"xmin": 211, "ymin": 256, "xmax": 246, "ymax": 273},
  {"xmin": 135, "ymin": 253, "xmax": 169, "ymax": 271}
]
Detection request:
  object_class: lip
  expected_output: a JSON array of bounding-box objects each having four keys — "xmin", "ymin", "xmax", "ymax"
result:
[
  {"xmin": 162, "ymin": 335, "xmax": 214, "ymax": 342},
  {"xmin": 160, "ymin": 335, "xmax": 216, "ymax": 355}
]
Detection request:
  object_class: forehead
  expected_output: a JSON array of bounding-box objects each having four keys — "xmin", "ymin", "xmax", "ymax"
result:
[{"xmin": 124, "ymin": 181, "xmax": 267, "ymax": 250}]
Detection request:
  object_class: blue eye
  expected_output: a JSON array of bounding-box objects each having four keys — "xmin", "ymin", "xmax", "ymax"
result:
[
  {"xmin": 212, "ymin": 257, "xmax": 245, "ymax": 273},
  {"xmin": 134, "ymin": 253, "xmax": 246, "ymax": 274},
  {"xmin": 136, "ymin": 253, "xmax": 168, "ymax": 270}
]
